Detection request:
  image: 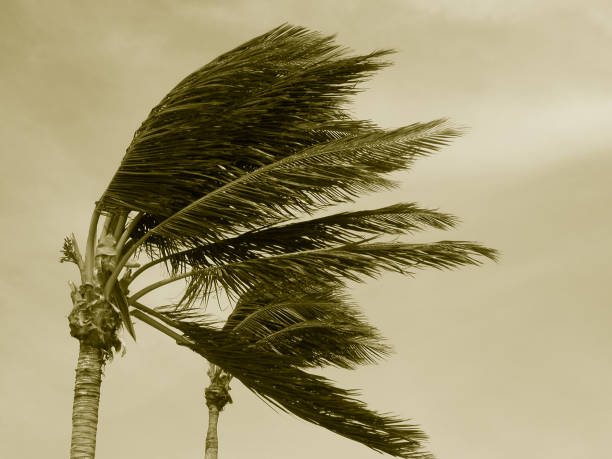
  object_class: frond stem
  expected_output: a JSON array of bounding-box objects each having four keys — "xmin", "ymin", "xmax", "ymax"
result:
[
  {"xmin": 125, "ymin": 256, "xmax": 166, "ymax": 284},
  {"xmin": 128, "ymin": 300, "xmax": 181, "ymax": 329},
  {"xmin": 130, "ymin": 309, "xmax": 193, "ymax": 347},
  {"xmin": 103, "ymin": 213, "xmax": 145, "ymax": 299},
  {"xmin": 83, "ymin": 207, "xmax": 101, "ymax": 284},
  {"xmin": 116, "ymin": 212, "xmax": 144, "ymax": 258},
  {"xmin": 99, "ymin": 214, "xmax": 113, "ymax": 240},
  {"xmin": 112, "ymin": 211, "xmax": 129, "ymax": 241}
]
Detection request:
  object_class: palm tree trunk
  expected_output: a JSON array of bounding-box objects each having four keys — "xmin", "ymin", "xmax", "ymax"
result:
[
  {"xmin": 204, "ymin": 403, "xmax": 220, "ymax": 459},
  {"xmin": 70, "ymin": 342, "xmax": 103, "ymax": 459},
  {"xmin": 204, "ymin": 365, "xmax": 232, "ymax": 459}
]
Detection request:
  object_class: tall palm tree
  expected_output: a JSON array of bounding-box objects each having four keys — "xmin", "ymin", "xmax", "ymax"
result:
[{"xmin": 61, "ymin": 24, "xmax": 497, "ymax": 458}]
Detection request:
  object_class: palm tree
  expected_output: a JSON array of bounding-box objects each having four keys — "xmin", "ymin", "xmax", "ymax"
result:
[
  {"xmin": 61, "ymin": 24, "xmax": 497, "ymax": 458},
  {"xmin": 171, "ymin": 280, "xmax": 398, "ymax": 458}
]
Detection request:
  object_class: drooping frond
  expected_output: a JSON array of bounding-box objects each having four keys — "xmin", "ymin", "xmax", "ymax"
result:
[
  {"xmin": 98, "ymin": 24, "xmax": 391, "ymax": 218},
  {"xmin": 132, "ymin": 203, "xmax": 458, "ymax": 277},
  {"xmin": 155, "ymin": 315, "xmax": 432, "ymax": 458},
  {"xmin": 155, "ymin": 240, "xmax": 498, "ymax": 306},
  {"xmin": 137, "ymin": 120, "xmax": 461, "ymax": 242}
]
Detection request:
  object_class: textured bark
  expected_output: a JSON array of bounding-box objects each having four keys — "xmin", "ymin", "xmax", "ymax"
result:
[
  {"xmin": 204, "ymin": 405, "xmax": 220, "ymax": 459},
  {"xmin": 204, "ymin": 366, "xmax": 232, "ymax": 459},
  {"xmin": 70, "ymin": 342, "xmax": 103, "ymax": 459}
]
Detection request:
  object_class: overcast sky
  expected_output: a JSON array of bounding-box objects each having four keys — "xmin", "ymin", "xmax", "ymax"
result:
[{"xmin": 1, "ymin": 1, "xmax": 611, "ymax": 458}]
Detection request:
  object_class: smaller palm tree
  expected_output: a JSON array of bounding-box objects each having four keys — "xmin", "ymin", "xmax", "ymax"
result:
[
  {"xmin": 133, "ymin": 280, "xmax": 431, "ymax": 458},
  {"xmin": 204, "ymin": 280, "xmax": 394, "ymax": 457}
]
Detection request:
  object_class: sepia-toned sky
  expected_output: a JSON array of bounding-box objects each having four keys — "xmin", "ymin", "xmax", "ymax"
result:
[{"xmin": 1, "ymin": 1, "xmax": 611, "ymax": 458}]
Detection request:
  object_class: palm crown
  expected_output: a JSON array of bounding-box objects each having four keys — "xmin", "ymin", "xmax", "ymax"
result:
[{"xmin": 63, "ymin": 24, "xmax": 497, "ymax": 459}]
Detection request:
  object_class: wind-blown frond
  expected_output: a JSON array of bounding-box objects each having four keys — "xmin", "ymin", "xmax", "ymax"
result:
[
  {"xmin": 132, "ymin": 203, "xmax": 458, "ymax": 276},
  {"xmin": 156, "ymin": 240, "xmax": 498, "ymax": 306},
  {"xmin": 152, "ymin": 312, "xmax": 431, "ymax": 458},
  {"xmin": 98, "ymin": 24, "xmax": 391, "ymax": 218},
  {"xmin": 256, "ymin": 320, "xmax": 388, "ymax": 368},
  {"xmin": 137, "ymin": 120, "xmax": 460, "ymax": 242},
  {"xmin": 220, "ymin": 285, "xmax": 390, "ymax": 368}
]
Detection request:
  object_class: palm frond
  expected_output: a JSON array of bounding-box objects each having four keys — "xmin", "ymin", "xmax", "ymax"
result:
[
  {"xmin": 98, "ymin": 24, "xmax": 391, "ymax": 218},
  {"xmin": 224, "ymin": 284, "xmax": 346, "ymax": 331},
  {"xmin": 220, "ymin": 285, "xmax": 390, "ymax": 369},
  {"xmin": 257, "ymin": 320, "xmax": 390, "ymax": 368},
  {"xmin": 162, "ymin": 240, "xmax": 497, "ymax": 307},
  {"xmin": 133, "ymin": 203, "xmax": 458, "ymax": 276},
  {"xmin": 140, "ymin": 120, "xmax": 460, "ymax": 242}
]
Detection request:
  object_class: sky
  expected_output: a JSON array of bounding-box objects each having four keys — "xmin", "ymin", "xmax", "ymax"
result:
[{"xmin": 1, "ymin": 1, "xmax": 611, "ymax": 458}]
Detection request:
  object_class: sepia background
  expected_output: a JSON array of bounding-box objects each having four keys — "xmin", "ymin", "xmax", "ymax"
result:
[{"xmin": 1, "ymin": 1, "xmax": 611, "ymax": 458}]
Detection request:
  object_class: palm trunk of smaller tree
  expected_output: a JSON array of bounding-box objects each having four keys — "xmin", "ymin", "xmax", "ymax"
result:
[{"xmin": 204, "ymin": 364, "xmax": 232, "ymax": 459}]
